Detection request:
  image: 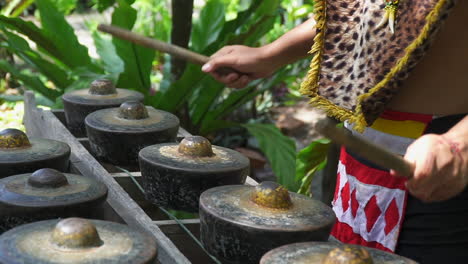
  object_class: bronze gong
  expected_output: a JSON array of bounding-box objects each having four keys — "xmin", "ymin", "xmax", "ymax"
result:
[
  {"xmin": 199, "ymin": 181, "xmax": 336, "ymax": 264},
  {"xmin": 139, "ymin": 136, "xmax": 250, "ymax": 212},
  {"xmin": 62, "ymin": 79, "xmax": 144, "ymax": 136},
  {"xmin": 0, "ymin": 168, "xmax": 107, "ymax": 233},
  {"xmin": 0, "ymin": 129, "xmax": 70, "ymax": 177},
  {"xmin": 85, "ymin": 101, "xmax": 179, "ymax": 167},
  {"xmin": 0, "ymin": 217, "xmax": 157, "ymax": 263},
  {"xmin": 260, "ymin": 242, "xmax": 418, "ymax": 264}
]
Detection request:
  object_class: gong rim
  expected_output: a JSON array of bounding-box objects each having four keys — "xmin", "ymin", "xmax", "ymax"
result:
[
  {"xmin": 139, "ymin": 143, "xmax": 250, "ymax": 173},
  {"xmin": 62, "ymin": 88, "xmax": 144, "ymax": 106},
  {"xmin": 0, "ymin": 138, "xmax": 70, "ymax": 165},
  {"xmin": 0, "ymin": 219, "xmax": 157, "ymax": 264},
  {"xmin": 0, "ymin": 173, "xmax": 107, "ymax": 208},
  {"xmin": 260, "ymin": 242, "xmax": 418, "ymax": 264},
  {"xmin": 199, "ymin": 185, "xmax": 335, "ymax": 232},
  {"xmin": 84, "ymin": 107, "xmax": 180, "ymax": 134}
]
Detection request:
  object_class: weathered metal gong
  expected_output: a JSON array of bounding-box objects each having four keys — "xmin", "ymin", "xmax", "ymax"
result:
[
  {"xmin": 0, "ymin": 168, "xmax": 107, "ymax": 233},
  {"xmin": 139, "ymin": 136, "xmax": 249, "ymax": 212},
  {"xmin": 0, "ymin": 217, "xmax": 157, "ymax": 264},
  {"xmin": 260, "ymin": 242, "xmax": 418, "ymax": 264},
  {"xmin": 85, "ymin": 101, "xmax": 179, "ymax": 167},
  {"xmin": 199, "ymin": 181, "xmax": 336, "ymax": 264},
  {"xmin": 62, "ymin": 79, "xmax": 144, "ymax": 136},
  {"xmin": 0, "ymin": 129, "xmax": 70, "ymax": 177}
]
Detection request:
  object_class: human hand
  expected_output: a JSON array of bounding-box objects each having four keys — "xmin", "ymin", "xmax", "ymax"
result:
[
  {"xmin": 391, "ymin": 134, "xmax": 468, "ymax": 202},
  {"xmin": 202, "ymin": 45, "xmax": 279, "ymax": 89}
]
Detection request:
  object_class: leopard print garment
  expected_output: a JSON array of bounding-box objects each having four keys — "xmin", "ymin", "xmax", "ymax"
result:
[{"xmin": 301, "ymin": 0, "xmax": 457, "ymax": 129}]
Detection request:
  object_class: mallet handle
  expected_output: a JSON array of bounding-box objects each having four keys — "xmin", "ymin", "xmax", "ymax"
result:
[
  {"xmin": 98, "ymin": 24, "xmax": 209, "ymax": 65},
  {"xmin": 315, "ymin": 117, "xmax": 414, "ymax": 178}
]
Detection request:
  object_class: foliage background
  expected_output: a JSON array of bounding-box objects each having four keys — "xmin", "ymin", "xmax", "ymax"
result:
[{"xmin": 0, "ymin": 0, "xmax": 328, "ymax": 194}]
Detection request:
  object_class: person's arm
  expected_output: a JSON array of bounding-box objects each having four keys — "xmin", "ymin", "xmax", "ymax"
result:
[
  {"xmin": 202, "ymin": 16, "xmax": 317, "ymax": 88},
  {"xmin": 392, "ymin": 115, "xmax": 468, "ymax": 202}
]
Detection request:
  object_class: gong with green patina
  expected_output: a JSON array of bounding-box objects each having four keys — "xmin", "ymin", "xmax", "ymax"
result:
[
  {"xmin": 260, "ymin": 242, "xmax": 418, "ymax": 264},
  {"xmin": 139, "ymin": 136, "xmax": 249, "ymax": 212},
  {"xmin": 199, "ymin": 181, "xmax": 336, "ymax": 264},
  {"xmin": 0, "ymin": 129, "xmax": 70, "ymax": 177},
  {"xmin": 0, "ymin": 218, "xmax": 157, "ymax": 264},
  {"xmin": 61, "ymin": 79, "xmax": 144, "ymax": 136}
]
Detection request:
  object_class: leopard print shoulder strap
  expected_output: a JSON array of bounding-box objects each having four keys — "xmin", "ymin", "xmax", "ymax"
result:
[{"xmin": 300, "ymin": 0, "xmax": 457, "ymax": 131}]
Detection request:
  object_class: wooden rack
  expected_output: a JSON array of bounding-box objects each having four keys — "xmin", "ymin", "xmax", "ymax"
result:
[{"xmin": 23, "ymin": 91, "xmax": 257, "ymax": 264}]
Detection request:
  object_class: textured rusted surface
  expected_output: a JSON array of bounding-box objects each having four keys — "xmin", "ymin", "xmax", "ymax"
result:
[
  {"xmin": 118, "ymin": 101, "xmax": 149, "ymax": 120},
  {"xmin": 199, "ymin": 185, "xmax": 335, "ymax": 264},
  {"xmin": 323, "ymin": 246, "xmax": 373, "ymax": 264},
  {"xmin": 178, "ymin": 136, "xmax": 214, "ymax": 157},
  {"xmin": 85, "ymin": 105, "xmax": 179, "ymax": 166},
  {"xmin": 0, "ymin": 218, "xmax": 158, "ymax": 264},
  {"xmin": 61, "ymin": 81, "xmax": 144, "ymax": 137},
  {"xmin": 250, "ymin": 181, "xmax": 292, "ymax": 209},
  {"xmin": 139, "ymin": 143, "xmax": 249, "ymax": 212},
  {"xmin": 260, "ymin": 242, "xmax": 418, "ymax": 264},
  {"xmin": 88, "ymin": 79, "xmax": 117, "ymax": 95},
  {"xmin": 0, "ymin": 170, "xmax": 107, "ymax": 233},
  {"xmin": 0, "ymin": 129, "xmax": 31, "ymax": 149},
  {"xmin": 51, "ymin": 218, "xmax": 103, "ymax": 248},
  {"xmin": 0, "ymin": 135, "xmax": 70, "ymax": 178}
]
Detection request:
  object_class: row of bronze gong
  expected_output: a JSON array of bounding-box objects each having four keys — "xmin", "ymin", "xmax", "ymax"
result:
[{"xmin": 0, "ymin": 79, "xmax": 417, "ymax": 263}]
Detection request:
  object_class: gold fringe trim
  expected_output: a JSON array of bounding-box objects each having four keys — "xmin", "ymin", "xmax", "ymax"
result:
[{"xmin": 300, "ymin": 0, "xmax": 449, "ymax": 133}]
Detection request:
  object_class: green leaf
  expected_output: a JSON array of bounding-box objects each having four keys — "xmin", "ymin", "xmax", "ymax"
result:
[
  {"xmin": 240, "ymin": 16, "xmax": 277, "ymax": 46},
  {"xmin": 296, "ymin": 138, "xmax": 331, "ymax": 182},
  {"xmin": 0, "ymin": 16, "xmax": 64, "ymax": 61},
  {"xmin": 35, "ymin": 0, "xmax": 96, "ymax": 71},
  {"xmin": 191, "ymin": 0, "xmax": 226, "ymax": 52},
  {"xmin": 217, "ymin": 1, "xmax": 262, "ymax": 39},
  {"xmin": 242, "ymin": 123, "xmax": 297, "ymax": 190},
  {"xmin": 1, "ymin": 0, "xmax": 35, "ymax": 17},
  {"xmin": 96, "ymin": 0, "xmax": 116, "ymax": 12},
  {"xmin": 91, "ymin": 30, "xmax": 124, "ymax": 77},
  {"xmin": 297, "ymin": 159, "xmax": 327, "ymax": 196},
  {"xmin": 0, "ymin": 60, "xmax": 60, "ymax": 101},
  {"xmin": 111, "ymin": 0, "xmax": 155, "ymax": 96},
  {"xmin": 199, "ymin": 67, "xmax": 290, "ymax": 134},
  {"xmin": 1, "ymin": 29, "xmax": 72, "ymax": 90},
  {"xmin": 199, "ymin": 119, "xmax": 239, "ymax": 135},
  {"xmin": 49, "ymin": 0, "xmax": 77, "ymax": 15},
  {"xmin": 189, "ymin": 76, "xmax": 225, "ymax": 126},
  {"xmin": 0, "ymin": 94, "xmax": 54, "ymax": 107},
  {"xmin": 154, "ymin": 64, "xmax": 205, "ymax": 112}
]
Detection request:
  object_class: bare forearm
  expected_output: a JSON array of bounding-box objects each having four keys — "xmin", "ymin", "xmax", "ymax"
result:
[
  {"xmin": 262, "ymin": 16, "xmax": 317, "ymax": 69},
  {"xmin": 203, "ymin": 16, "xmax": 317, "ymax": 88}
]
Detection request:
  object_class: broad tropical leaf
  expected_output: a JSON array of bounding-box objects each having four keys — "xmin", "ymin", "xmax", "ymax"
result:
[
  {"xmin": 296, "ymin": 138, "xmax": 331, "ymax": 181},
  {"xmin": 154, "ymin": 64, "xmax": 205, "ymax": 112},
  {"xmin": 191, "ymin": 0, "xmax": 225, "ymax": 52},
  {"xmin": 0, "ymin": 16, "xmax": 64, "ymax": 61},
  {"xmin": 111, "ymin": 0, "xmax": 155, "ymax": 96},
  {"xmin": 242, "ymin": 123, "xmax": 297, "ymax": 190},
  {"xmin": 1, "ymin": 29, "xmax": 71, "ymax": 90},
  {"xmin": 0, "ymin": 60, "xmax": 60, "ymax": 102},
  {"xmin": 35, "ymin": 0, "xmax": 97, "ymax": 71},
  {"xmin": 92, "ymin": 30, "xmax": 124, "ymax": 78}
]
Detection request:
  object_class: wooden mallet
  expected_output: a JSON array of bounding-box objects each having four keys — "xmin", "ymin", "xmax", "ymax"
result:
[
  {"xmin": 311, "ymin": 110, "xmax": 415, "ymax": 178},
  {"xmin": 97, "ymin": 24, "xmax": 235, "ymax": 75}
]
